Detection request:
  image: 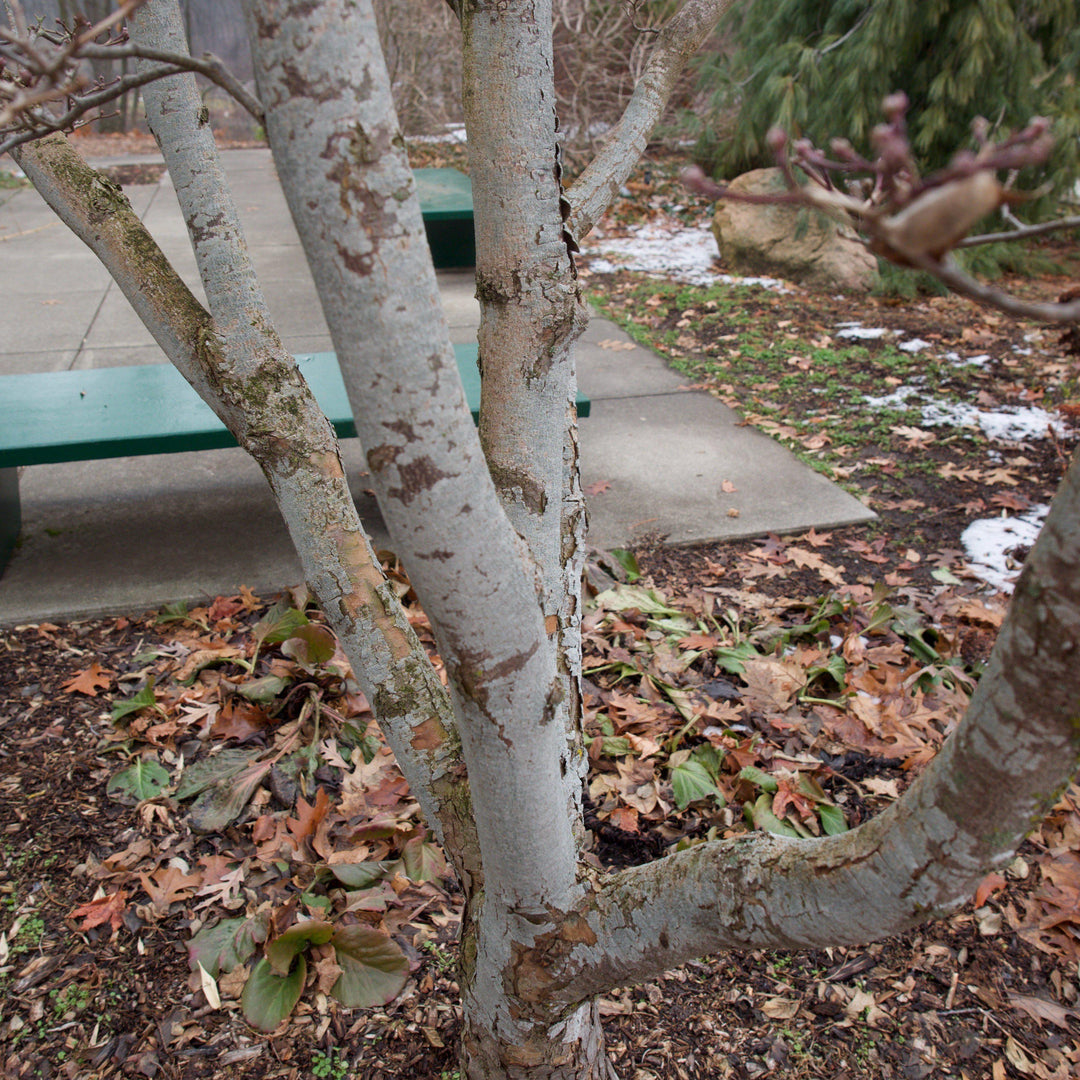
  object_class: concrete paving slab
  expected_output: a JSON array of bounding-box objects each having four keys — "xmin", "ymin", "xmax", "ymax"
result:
[
  {"xmin": 0, "ymin": 290, "xmax": 105, "ymax": 353},
  {"xmin": 0, "ymin": 349, "xmax": 76, "ymax": 375},
  {"xmin": 0, "ymin": 147, "xmax": 875, "ymax": 624}
]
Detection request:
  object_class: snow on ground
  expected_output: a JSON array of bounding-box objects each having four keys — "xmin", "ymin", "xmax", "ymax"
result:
[
  {"xmin": 920, "ymin": 400, "xmax": 1067, "ymax": 441},
  {"xmin": 579, "ymin": 222, "xmax": 787, "ymax": 289},
  {"xmin": 962, "ymin": 505, "xmax": 1049, "ymax": 593}
]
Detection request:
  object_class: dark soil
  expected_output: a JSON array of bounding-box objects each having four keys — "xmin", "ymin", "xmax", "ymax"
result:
[{"xmin": 1, "ymin": 144, "xmax": 1079, "ymax": 1080}]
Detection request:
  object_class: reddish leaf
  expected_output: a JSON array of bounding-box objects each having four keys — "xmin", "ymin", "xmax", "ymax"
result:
[
  {"xmin": 286, "ymin": 787, "xmax": 332, "ymax": 842},
  {"xmin": 975, "ymin": 872, "xmax": 1008, "ymax": 907},
  {"xmin": 585, "ymin": 480, "xmax": 612, "ymax": 496},
  {"xmin": 70, "ymin": 890, "xmax": 127, "ymax": 932}
]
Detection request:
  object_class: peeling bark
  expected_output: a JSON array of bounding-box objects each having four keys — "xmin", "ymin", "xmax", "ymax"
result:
[{"xmin": 13, "ymin": 1, "xmax": 1080, "ymax": 1076}]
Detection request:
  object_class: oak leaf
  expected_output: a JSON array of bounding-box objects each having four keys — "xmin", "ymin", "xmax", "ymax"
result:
[
  {"xmin": 70, "ymin": 890, "xmax": 127, "ymax": 932},
  {"xmin": 61, "ymin": 663, "xmax": 114, "ymax": 696}
]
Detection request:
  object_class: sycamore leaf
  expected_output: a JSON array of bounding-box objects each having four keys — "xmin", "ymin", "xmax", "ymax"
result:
[
  {"xmin": 107, "ymin": 758, "xmax": 171, "ymax": 802},
  {"xmin": 69, "ymin": 890, "xmax": 127, "ymax": 933},
  {"xmin": 62, "ymin": 663, "xmax": 114, "ymax": 696},
  {"xmin": 286, "ymin": 787, "xmax": 332, "ymax": 843},
  {"xmin": 330, "ymin": 924, "xmax": 409, "ymax": 1008},
  {"xmin": 242, "ymin": 955, "xmax": 307, "ymax": 1032}
]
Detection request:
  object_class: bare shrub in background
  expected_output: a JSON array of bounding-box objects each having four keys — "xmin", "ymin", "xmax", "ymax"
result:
[{"xmin": 373, "ymin": 0, "xmax": 464, "ymax": 135}]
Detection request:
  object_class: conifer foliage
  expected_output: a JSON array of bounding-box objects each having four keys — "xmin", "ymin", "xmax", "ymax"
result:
[{"xmin": 692, "ymin": 0, "xmax": 1080, "ymax": 205}]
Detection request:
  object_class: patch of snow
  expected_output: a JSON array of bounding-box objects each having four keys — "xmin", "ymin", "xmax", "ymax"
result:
[
  {"xmin": 863, "ymin": 384, "xmax": 923, "ymax": 408},
  {"xmin": 408, "ymin": 124, "xmax": 468, "ymax": 144},
  {"xmin": 899, "ymin": 338, "xmax": 933, "ymax": 353},
  {"xmin": 836, "ymin": 325, "xmax": 889, "ymax": 340},
  {"xmin": 580, "ymin": 223, "xmax": 788, "ymax": 289},
  {"xmin": 962, "ymin": 505, "xmax": 1049, "ymax": 593},
  {"xmin": 921, "ymin": 400, "xmax": 1066, "ymax": 441}
]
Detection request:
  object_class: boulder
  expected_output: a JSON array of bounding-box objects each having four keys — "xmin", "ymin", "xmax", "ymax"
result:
[{"xmin": 712, "ymin": 167, "xmax": 878, "ymax": 292}]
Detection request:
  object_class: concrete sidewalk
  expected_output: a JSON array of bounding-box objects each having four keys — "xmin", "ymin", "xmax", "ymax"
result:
[{"xmin": 0, "ymin": 149, "xmax": 873, "ymax": 624}]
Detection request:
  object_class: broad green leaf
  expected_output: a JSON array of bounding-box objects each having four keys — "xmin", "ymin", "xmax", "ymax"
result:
[
  {"xmin": 188, "ymin": 760, "xmax": 272, "ymax": 833},
  {"xmin": 738, "ymin": 765, "xmax": 778, "ymax": 793},
  {"xmin": 691, "ymin": 743, "xmax": 724, "ymax": 782},
  {"xmin": 242, "ymin": 955, "xmax": 306, "ymax": 1032},
  {"xmin": 254, "ymin": 603, "xmax": 310, "ymax": 646},
  {"xmin": 280, "ymin": 625, "xmax": 337, "ymax": 671},
  {"xmin": 818, "ymin": 803, "xmax": 848, "ymax": 835},
  {"xmin": 326, "ymin": 861, "xmax": 397, "ymax": 890},
  {"xmin": 174, "ymin": 748, "xmax": 261, "ymax": 800},
  {"xmin": 714, "ymin": 641, "xmax": 760, "ymax": 675},
  {"xmin": 608, "ymin": 548, "xmax": 641, "ymax": 582},
  {"xmin": 401, "ymin": 838, "xmax": 448, "ymax": 883},
  {"xmin": 265, "ymin": 919, "xmax": 334, "ymax": 977},
  {"xmin": 155, "ymin": 601, "xmax": 190, "ymax": 624},
  {"xmin": 671, "ymin": 760, "xmax": 724, "ymax": 811},
  {"xmin": 235, "ymin": 675, "xmax": 291, "ymax": 704},
  {"xmin": 748, "ymin": 793, "xmax": 800, "ymax": 838},
  {"xmin": 188, "ymin": 912, "xmax": 269, "ymax": 977},
  {"xmin": 107, "ymin": 758, "xmax": 171, "ymax": 802},
  {"xmin": 594, "ymin": 735, "xmax": 631, "ymax": 757},
  {"xmin": 330, "ymin": 925, "xmax": 409, "ymax": 1008},
  {"xmin": 111, "ymin": 683, "xmax": 159, "ymax": 723}
]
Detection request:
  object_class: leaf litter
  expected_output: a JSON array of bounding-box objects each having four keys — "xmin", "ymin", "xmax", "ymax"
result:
[{"xmin": 2, "ymin": 150, "xmax": 1080, "ymax": 1078}]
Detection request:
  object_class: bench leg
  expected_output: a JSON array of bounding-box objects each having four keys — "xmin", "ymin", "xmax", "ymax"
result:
[{"xmin": 0, "ymin": 468, "xmax": 21, "ymax": 579}]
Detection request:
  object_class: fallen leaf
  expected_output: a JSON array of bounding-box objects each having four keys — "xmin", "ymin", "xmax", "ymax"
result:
[
  {"xmin": 721, "ymin": 479, "xmax": 737, "ymax": 493},
  {"xmin": 70, "ymin": 890, "xmax": 127, "ymax": 933},
  {"xmin": 1007, "ymin": 992, "xmax": 1080, "ymax": 1029},
  {"xmin": 139, "ymin": 866, "xmax": 203, "ymax": 916},
  {"xmin": 585, "ymin": 480, "xmax": 612, "ymax": 496},
  {"xmin": 62, "ymin": 663, "xmax": 114, "ymax": 696}
]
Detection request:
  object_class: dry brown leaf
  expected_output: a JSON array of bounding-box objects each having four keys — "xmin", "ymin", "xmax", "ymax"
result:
[
  {"xmin": 61, "ymin": 663, "xmax": 114, "ymax": 696},
  {"xmin": 1007, "ymin": 992, "xmax": 1080, "ymax": 1029}
]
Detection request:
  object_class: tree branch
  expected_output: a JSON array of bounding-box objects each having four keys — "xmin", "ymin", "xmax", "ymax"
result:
[
  {"xmin": 0, "ymin": 0, "xmax": 262, "ymax": 156},
  {"xmin": 566, "ymin": 0, "xmax": 736, "ymax": 241},
  {"xmin": 956, "ymin": 214, "xmax": 1080, "ymax": 248},
  {"xmin": 541, "ymin": 444, "xmax": 1080, "ymax": 1003},
  {"xmin": 905, "ymin": 252, "xmax": 1080, "ymax": 322}
]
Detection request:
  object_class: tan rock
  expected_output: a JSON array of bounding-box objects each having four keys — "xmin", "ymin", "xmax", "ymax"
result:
[{"xmin": 712, "ymin": 168, "xmax": 878, "ymax": 292}]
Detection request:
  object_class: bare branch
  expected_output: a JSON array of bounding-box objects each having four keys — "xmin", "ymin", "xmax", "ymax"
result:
[
  {"xmin": 906, "ymin": 252, "xmax": 1080, "ymax": 322},
  {"xmin": 684, "ymin": 96, "xmax": 1072, "ymax": 323},
  {"xmin": 566, "ymin": 0, "xmax": 736, "ymax": 241},
  {"xmin": 956, "ymin": 214, "xmax": 1080, "ymax": 248},
  {"xmin": 0, "ymin": 0, "xmax": 261, "ymax": 153}
]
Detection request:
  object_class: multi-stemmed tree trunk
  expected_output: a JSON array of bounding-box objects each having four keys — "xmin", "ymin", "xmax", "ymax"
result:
[{"xmin": 9, "ymin": 0, "xmax": 1080, "ymax": 1075}]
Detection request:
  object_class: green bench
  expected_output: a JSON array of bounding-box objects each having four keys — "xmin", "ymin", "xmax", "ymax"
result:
[
  {"xmin": 0, "ymin": 346, "xmax": 591, "ymax": 576},
  {"xmin": 415, "ymin": 167, "xmax": 474, "ymax": 268}
]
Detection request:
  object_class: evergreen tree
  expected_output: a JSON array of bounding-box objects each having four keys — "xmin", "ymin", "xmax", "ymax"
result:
[{"xmin": 694, "ymin": 0, "xmax": 1080, "ymax": 209}]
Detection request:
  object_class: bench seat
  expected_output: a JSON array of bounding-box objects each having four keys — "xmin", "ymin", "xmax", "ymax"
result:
[
  {"xmin": 0, "ymin": 346, "xmax": 591, "ymax": 574},
  {"xmin": 415, "ymin": 167, "xmax": 474, "ymax": 268}
]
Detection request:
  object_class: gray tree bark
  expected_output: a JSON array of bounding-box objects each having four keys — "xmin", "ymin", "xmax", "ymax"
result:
[{"xmin": 10, "ymin": 0, "xmax": 1080, "ymax": 1076}]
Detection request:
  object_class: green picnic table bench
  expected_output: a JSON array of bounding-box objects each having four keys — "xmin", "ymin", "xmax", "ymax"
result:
[
  {"xmin": 415, "ymin": 167, "xmax": 474, "ymax": 268},
  {"xmin": 0, "ymin": 346, "xmax": 591, "ymax": 576}
]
